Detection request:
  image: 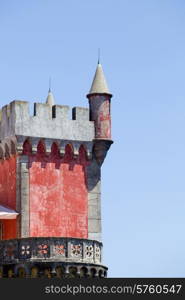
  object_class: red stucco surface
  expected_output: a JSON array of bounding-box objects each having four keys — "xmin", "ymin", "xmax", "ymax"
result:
[
  {"xmin": 89, "ymin": 95, "xmax": 111, "ymax": 139},
  {"xmin": 0, "ymin": 155, "xmax": 17, "ymax": 240},
  {"xmin": 97, "ymin": 99, "xmax": 111, "ymax": 139},
  {"xmin": 29, "ymin": 143, "xmax": 88, "ymax": 238},
  {"xmin": 2, "ymin": 220, "xmax": 17, "ymax": 240}
]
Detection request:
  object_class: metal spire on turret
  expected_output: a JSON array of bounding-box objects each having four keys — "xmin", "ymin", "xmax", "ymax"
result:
[
  {"xmin": 46, "ymin": 77, "xmax": 55, "ymax": 106},
  {"xmin": 98, "ymin": 48, "xmax": 100, "ymax": 65},
  {"xmin": 88, "ymin": 52, "xmax": 111, "ymax": 95}
]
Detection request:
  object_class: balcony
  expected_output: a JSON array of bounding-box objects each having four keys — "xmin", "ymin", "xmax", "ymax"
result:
[{"xmin": 0, "ymin": 237, "xmax": 107, "ymax": 278}]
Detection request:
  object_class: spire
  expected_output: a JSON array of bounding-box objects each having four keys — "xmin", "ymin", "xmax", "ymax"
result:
[
  {"xmin": 98, "ymin": 48, "xmax": 100, "ymax": 65},
  {"xmin": 46, "ymin": 90, "xmax": 55, "ymax": 106},
  {"xmin": 46, "ymin": 77, "xmax": 55, "ymax": 106},
  {"xmin": 88, "ymin": 62, "xmax": 110, "ymax": 95}
]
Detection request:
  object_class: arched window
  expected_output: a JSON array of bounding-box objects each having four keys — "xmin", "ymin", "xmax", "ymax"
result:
[
  {"xmin": 31, "ymin": 267, "xmax": 38, "ymax": 278},
  {"xmin": 8, "ymin": 269, "xmax": 14, "ymax": 278},
  {"xmin": 55, "ymin": 266, "xmax": 64, "ymax": 278},
  {"xmin": 80, "ymin": 267, "xmax": 88, "ymax": 278},
  {"xmin": 99, "ymin": 269, "xmax": 103, "ymax": 278},
  {"xmin": 69, "ymin": 267, "xmax": 77, "ymax": 278},
  {"xmin": 90, "ymin": 268, "xmax": 97, "ymax": 278},
  {"xmin": 44, "ymin": 268, "xmax": 51, "ymax": 278},
  {"xmin": 18, "ymin": 267, "xmax": 26, "ymax": 278}
]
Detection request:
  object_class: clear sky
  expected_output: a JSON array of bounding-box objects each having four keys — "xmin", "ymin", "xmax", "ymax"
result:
[{"xmin": 1, "ymin": 0, "xmax": 185, "ymax": 277}]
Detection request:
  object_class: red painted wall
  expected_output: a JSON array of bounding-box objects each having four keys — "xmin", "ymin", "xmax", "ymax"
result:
[
  {"xmin": 29, "ymin": 144, "xmax": 88, "ymax": 238},
  {"xmin": 0, "ymin": 155, "xmax": 17, "ymax": 240},
  {"xmin": 2, "ymin": 220, "xmax": 17, "ymax": 240},
  {"xmin": 97, "ymin": 99, "xmax": 111, "ymax": 139}
]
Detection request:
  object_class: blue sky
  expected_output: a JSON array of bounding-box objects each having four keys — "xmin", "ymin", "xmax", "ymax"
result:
[{"xmin": 1, "ymin": 0, "xmax": 185, "ymax": 277}]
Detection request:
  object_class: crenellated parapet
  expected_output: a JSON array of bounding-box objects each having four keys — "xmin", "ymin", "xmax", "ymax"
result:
[
  {"xmin": 0, "ymin": 136, "xmax": 93, "ymax": 160},
  {"xmin": 0, "ymin": 101, "xmax": 94, "ymax": 141}
]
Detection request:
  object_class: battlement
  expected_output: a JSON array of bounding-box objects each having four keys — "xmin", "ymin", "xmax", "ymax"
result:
[{"xmin": 0, "ymin": 100, "xmax": 94, "ymax": 141}]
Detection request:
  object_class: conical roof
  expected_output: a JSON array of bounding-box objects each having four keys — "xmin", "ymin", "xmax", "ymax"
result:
[
  {"xmin": 89, "ymin": 63, "xmax": 110, "ymax": 94},
  {"xmin": 46, "ymin": 89, "xmax": 55, "ymax": 106}
]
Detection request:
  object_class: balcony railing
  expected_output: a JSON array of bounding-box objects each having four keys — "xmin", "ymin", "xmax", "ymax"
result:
[{"xmin": 0, "ymin": 237, "xmax": 102, "ymax": 265}]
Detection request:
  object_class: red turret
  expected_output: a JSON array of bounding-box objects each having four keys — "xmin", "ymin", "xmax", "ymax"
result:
[{"xmin": 87, "ymin": 62, "xmax": 112, "ymax": 140}]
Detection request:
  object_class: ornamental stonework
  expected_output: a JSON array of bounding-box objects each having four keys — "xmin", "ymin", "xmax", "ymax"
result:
[
  {"xmin": 37, "ymin": 243, "xmax": 49, "ymax": 257},
  {"xmin": 95, "ymin": 245, "xmax": 101, "ymax": 263},
  {"xmin": 0, "ymin": 238, "xmax": 102, "ymax": 264},
  {"xmin": 20, "ymin": 245, "xmax": 31, "ymax": 257},
  {"xmin": 85, "ymin": 245, "xmax": 94, "ymax": 259},
  {"xmin": 54, "ymin": 244, "xmax": 65, "ymax": 257},
  {"xmin": 71, "ymin": 244, "xmax": 82, "ymax": 258}
]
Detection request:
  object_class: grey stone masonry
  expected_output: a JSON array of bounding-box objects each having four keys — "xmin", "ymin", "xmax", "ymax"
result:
[
  {"xmin": 87, "ymin": 160, "xmax": 102, "ymax": 241},
  {"xmin": 19, "ymin": 156, "xmax": 29, "ymax": 238},
  {"xmin": 0, "ymin": 101, "xmax": 94, "ymax": 141}
]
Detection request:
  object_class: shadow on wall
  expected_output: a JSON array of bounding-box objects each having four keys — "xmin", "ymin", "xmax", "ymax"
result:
[{"xmin": 22, "ymin": 139, "xmax": 104, "ymax": 192}]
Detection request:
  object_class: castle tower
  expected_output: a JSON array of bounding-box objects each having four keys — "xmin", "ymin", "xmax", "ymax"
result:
[{"xmin": 0, "ymin": 63, "xmax": 113, "ymax": 278}]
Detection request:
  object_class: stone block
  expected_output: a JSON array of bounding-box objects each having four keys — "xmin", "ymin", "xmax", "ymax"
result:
[
  {"xmin": 88, "ymin": 219, "xmax": 101, "ymax": 233},
  {"xmin": 72, "ymin": 107, "xmax": 89, "ymax": 121}
]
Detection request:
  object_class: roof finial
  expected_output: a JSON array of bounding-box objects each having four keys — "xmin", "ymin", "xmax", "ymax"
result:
[
  {"xmin": 46, "ymin": 77, "xmax": 55, "ymax": 106},
  {"xmin": 98, "ymin": 48, "xmax": 100, "ymax": 65},
  {"xmin": 49, "ymin": 76, "xmax": 51, "ymax": 93}
]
